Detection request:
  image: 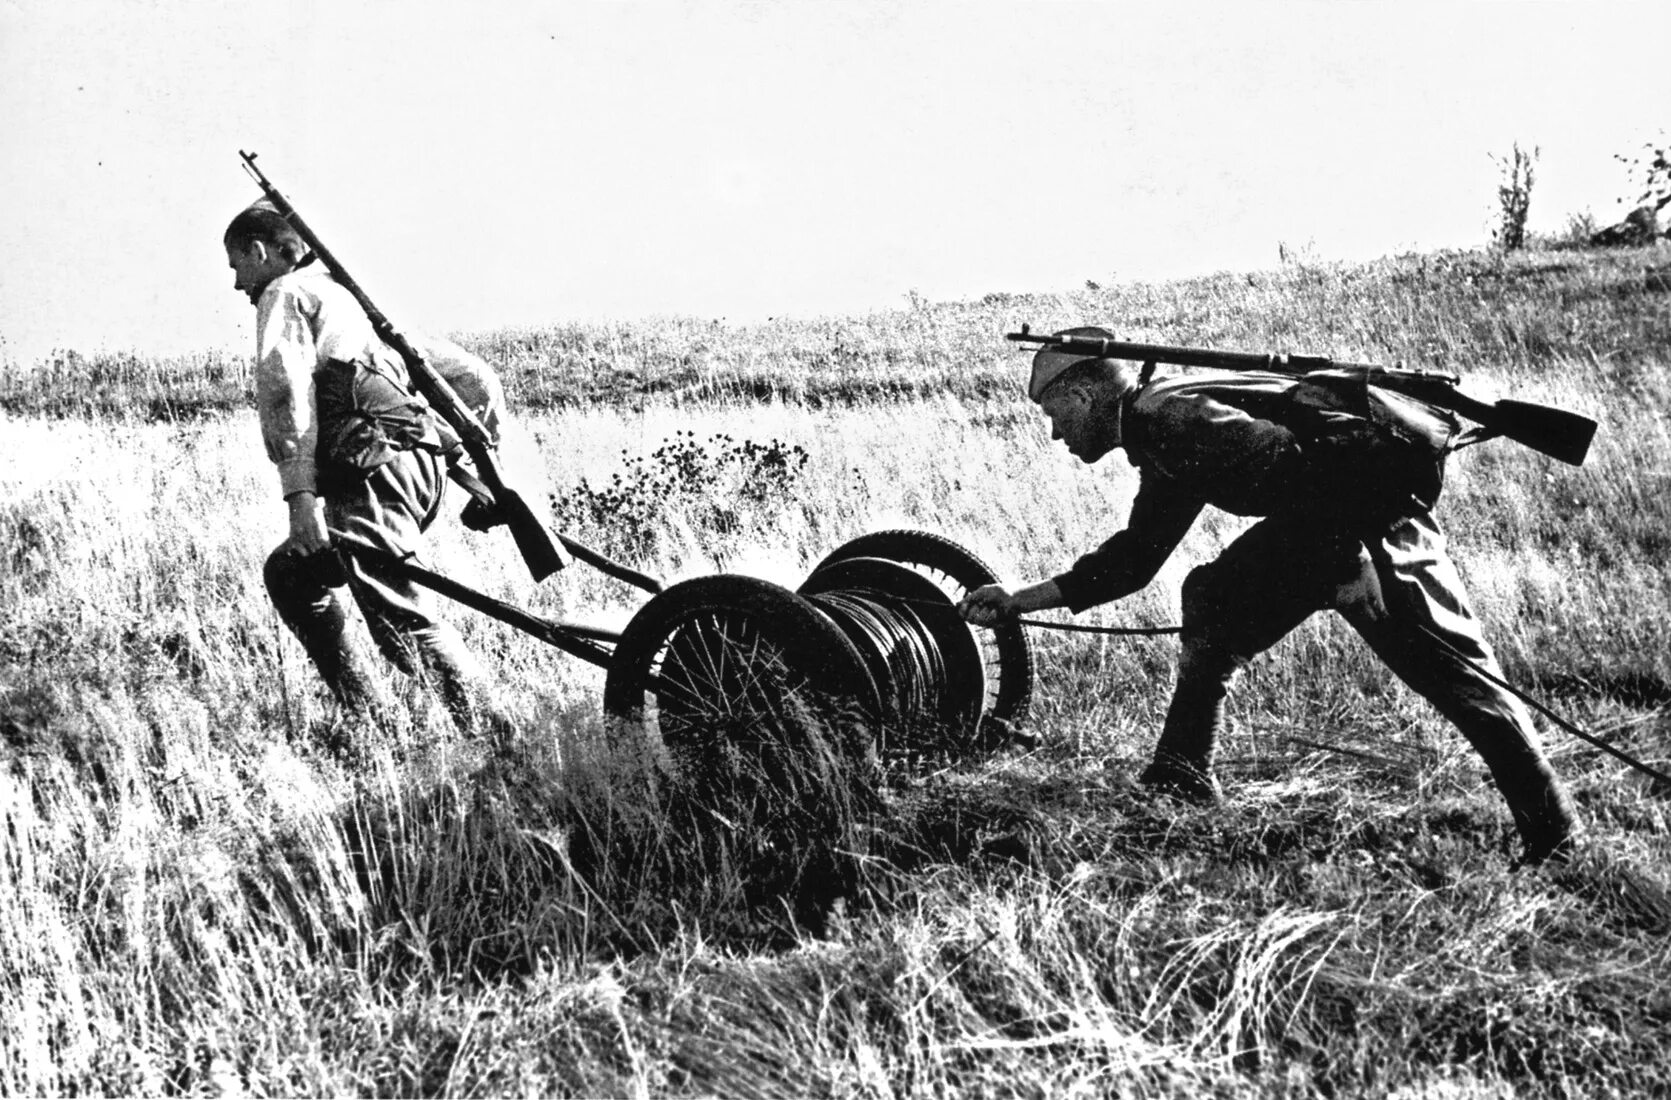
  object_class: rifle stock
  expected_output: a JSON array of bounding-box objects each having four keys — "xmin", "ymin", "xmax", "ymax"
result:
[
  {"xmin": 1443, "ymin": 393, "xmax": 1598, "ymax": 467},
  {"xmin": 1006, "ymin": 325, "xmax": 1597, "ymax": 466},
  {"xmin": 239, "ymin": 151, "xmax": 570, "ymax": 581}
]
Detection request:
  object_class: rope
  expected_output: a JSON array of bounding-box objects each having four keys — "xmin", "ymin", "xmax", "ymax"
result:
[
  {"xmin": 1016, "ymin": 618, "xmax": 1181, "ymax": 636},
  {"xmin": 889, "ymin": 595, "xmax": 1670, "ymax": 787},
  {"xmin": 887, "ymin": 593, "xmax": 1180, "ymax": 636},
  {"xmin": 1413, "ymin": 621, "xmax": 1671, "ymax": 789}
]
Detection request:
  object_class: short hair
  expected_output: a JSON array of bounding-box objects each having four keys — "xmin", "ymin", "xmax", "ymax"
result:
[{"xmin": 223, "ymin": 205, "xmax": 308, "ymax": 262}]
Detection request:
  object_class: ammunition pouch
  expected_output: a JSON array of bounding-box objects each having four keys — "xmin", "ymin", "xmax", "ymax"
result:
[{"xmin": 313, "ymin": 358, "xmax": 441, "ymax": 496}]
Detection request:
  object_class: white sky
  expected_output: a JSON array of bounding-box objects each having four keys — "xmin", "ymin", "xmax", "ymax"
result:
[{"xmin": 1, "ymin": 1, "xmax": 1665, "ymax": 367}]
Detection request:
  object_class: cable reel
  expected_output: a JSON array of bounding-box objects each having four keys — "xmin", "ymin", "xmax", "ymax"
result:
[
  {"xmin": 798, "ymin": 556, "xmax": 986, "ymax": 757},
  {"xmin": 603, "ymin": 530, "xmax": 1036, "ymax": 779}
]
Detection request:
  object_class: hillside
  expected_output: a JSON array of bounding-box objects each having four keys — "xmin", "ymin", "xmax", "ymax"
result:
[
  {"xmin": 7, "ymin": 245, "xmax": 1671, "ymax": 418},
  {"xmin": 3, "ymin": 243, "xmax": 1669, "ymax": 1097}
]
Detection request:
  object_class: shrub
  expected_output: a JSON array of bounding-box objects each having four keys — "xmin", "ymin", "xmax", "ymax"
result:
[
  {"xmin": 1491, "ymin": 142, "xmax": 1538, "ymax": 252},
  {"xmin": 1543, "ymin": 209, "xmax": 1599, "ymax": 251},
  {"xmin": 1615, "ymin": 134, "xmax": 1671, "ymax": 219},
  {"xmin": 552, "ymin": 431, "xmax": 810, "ymax": 558}
]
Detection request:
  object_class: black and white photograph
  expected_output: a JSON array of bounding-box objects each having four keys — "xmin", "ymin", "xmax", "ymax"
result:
[{"xmin": 3, "ymin": 3, "xmax": 1668, "ymax": 1095}]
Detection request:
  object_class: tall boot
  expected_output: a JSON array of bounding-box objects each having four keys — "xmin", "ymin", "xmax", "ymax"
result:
[
  {"xmin": 401, "ymin": 624, "xmax": 516, "ymax": 742},
  {"xmin": 264, "ymin": 547, "xmax": 385, "ymax": 719},
  {"xmin": 1469, "ymin": 726, "xmax": 1582, "ymax": 865},
  {"xmin": 1139, "ymin": 637, "xmax": 1245, "ymax": 803},
  {"xmin": 1343, "ymin": 647, "xmax": 1582, "ymax": 865}
]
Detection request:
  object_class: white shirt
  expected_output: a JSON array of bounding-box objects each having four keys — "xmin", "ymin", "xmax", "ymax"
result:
[{"xmin": 252, "ymin": 262, "xmax": 509, "ymax": 498}]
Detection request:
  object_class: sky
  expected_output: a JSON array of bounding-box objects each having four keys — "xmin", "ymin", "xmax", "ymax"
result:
[{"xmin": 1, "ymin": 1, "xmax": 1667, "ymax": 368}]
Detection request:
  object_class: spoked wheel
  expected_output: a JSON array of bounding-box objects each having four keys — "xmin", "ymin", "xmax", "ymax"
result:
[
  {"xmin": 799, "ymin": 556, "xmax": 986, "ymax": 760},
  {"xmin": 809, "ymin": 529, "xmax": 1035, "ymax": 749},
  {"xmin": 604, "ymin": 574, "xmax": 881, "ymax": 803}
]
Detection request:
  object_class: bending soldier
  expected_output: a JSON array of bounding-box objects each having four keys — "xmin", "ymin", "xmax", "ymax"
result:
[
  {"xmin": 223, "ymin": 202, "xmax": 534, "ymax": 739},
  {"xmin": 958, "ymin": 327, "xmax": 1582, "ymax": 865}
]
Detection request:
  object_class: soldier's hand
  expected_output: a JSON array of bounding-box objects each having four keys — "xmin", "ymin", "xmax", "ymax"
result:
[
  {"xmin": 460, "ymin": 496, "xmax": 507, "ymax": 532},
  {"xmin": 958, "ymin": 584, "xmax": 1019, "ymax": 627},
  {"xmin": 284, "ymin": 491, "xmax": 331, "ymax": 556}
]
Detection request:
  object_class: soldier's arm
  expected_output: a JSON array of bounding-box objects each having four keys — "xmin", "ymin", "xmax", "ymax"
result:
[
  {"xmin": 959, "ymin": 479, "xmax": 1201, "ymax": 626},
  {"xmin": 253, "ymin": 280, "xmax": 330, "ymax": 554},
  {"xmin": 253, "ymin": 279, "xmax": 323, "ymax": 500},
  {"xmin": 958, "ymin": 578, "xmax": 1064, "ymax": 625},
  {"xmin": 1050, "ymin": 477, "xmax": 1203, "ymax": 612}
]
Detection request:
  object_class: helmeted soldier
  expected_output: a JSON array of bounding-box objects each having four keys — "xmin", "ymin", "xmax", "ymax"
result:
[{"xmin": 958, "ymin": 327, "xmax": 1581, "ymax": 865}]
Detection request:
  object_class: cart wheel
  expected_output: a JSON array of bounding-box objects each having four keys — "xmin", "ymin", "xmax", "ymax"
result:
[
  {"xmin": 809, "ymin": 529, "xmax": 1034, "ymax": 746},
  {"xmin": 604, "ymin": 575, "xmax": 881, "ymax": 798},
  {"xmin": 798, "ymin": 556, "xmax": 986, "ymax": 758}
]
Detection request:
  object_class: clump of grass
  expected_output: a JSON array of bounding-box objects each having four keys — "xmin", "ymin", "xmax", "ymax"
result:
[
  {"xmin": 0, "ymin": 347, "xmax": 250, "ymax": 420},
  {"xmin": 560, "ymin": 704, "xmax": 883, "ymax": 950}
]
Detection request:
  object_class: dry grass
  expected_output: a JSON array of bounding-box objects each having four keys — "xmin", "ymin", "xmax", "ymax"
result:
[{"xmin": 3, "ymin": 244, "xmax": 1670, "ymax": 1096}]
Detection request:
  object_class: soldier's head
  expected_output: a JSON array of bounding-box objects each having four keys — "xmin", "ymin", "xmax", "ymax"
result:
[
  {"xmin": 223, "ymin": 202, "xmax": 308, "ymax": 304},
  {"xmin": 1028, "ymin": 326, "xmax": 1142, "ymax": 464}
]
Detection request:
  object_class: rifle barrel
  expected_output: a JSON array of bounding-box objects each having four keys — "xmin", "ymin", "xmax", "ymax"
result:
[
  {"xmin": 239, "ymin": 151, "xmax": 572, "ymax": 578},
  {"xmin": 1005, "ymin": 330, "xmax": 1385, "ymax": 377},
  {"xmin": 1005, "ymin": 330, "xmax": 1459, "ymax": 384},
  {"xmin": 1005, "ymin": 326, "xmax": 1589, "ymax": 464}
]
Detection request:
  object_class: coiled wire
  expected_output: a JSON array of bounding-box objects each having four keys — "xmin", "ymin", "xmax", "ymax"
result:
[{"xmin": 803, "ymin": 588, "xmax": 949, "ymax": 731}]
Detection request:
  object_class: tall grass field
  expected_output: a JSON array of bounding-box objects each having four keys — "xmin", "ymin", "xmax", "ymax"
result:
[{"xmin": 3, "ymin": 246, "xmax": 1669, "ymax": 1096}]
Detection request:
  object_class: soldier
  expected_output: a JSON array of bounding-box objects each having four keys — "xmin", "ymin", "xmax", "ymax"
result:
[
  {"xmin": 957, "ymin": 327, "xmax": 1582, "ymax": 865},
  {"xmin": 223, "ymin": 201, "xmax": 530, "ymax": 740}
]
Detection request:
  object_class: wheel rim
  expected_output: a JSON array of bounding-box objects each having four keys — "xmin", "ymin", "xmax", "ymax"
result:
[{"xmin": 605, "ymin": 575, "xmax": 880, "ymax": 793}]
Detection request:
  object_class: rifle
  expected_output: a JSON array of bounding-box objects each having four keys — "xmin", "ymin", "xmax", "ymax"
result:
[
  {"xmin": 1006, "ymin": 325, "xmax": 1597, "ymax": 466},
  {"xmin": 239, "ymin": 151, "xmax": 571, "ymax": 581}
]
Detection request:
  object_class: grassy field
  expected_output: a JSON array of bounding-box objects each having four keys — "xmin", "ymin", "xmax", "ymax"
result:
[{"xmin": 3, "ymin": 245, "xmax": 1670, "ymax": 1096}]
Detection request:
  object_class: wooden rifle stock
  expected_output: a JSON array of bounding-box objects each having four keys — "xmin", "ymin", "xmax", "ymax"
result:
[
  {"xmin": 1006, "ymin": 324, "xmax": 1597, "ymax": 466},
  {"xmin": 238, "ymin": 151, "xmax": 571, "ymax": 580}
]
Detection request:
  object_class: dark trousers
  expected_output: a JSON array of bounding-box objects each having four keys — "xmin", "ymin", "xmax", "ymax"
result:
[
  {"xmin": 264, "ymin": 451, "xmax": 493, "ymax": 733},
  {"xmin": 1155, "ymin": 511, "xmax": 1578, "ymax": 853}
]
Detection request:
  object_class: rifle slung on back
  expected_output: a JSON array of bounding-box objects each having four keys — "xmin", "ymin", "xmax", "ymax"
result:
[
  {"xmin": 238, "ymin": 151, "xmax": 571, "ymax": 580},
  {"xmin": 1005, "ymin": 324, "xmax": 1597, "ymax": 466}
]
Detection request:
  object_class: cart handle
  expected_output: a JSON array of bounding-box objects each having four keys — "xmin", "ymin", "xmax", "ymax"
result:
[
  {"xmin": 558, "ymin": 534, "xmax": 665, "ymax": 594},
  {"xmin": 328, "ymin": 529, "xmax": 618, "ymax": 670}
]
